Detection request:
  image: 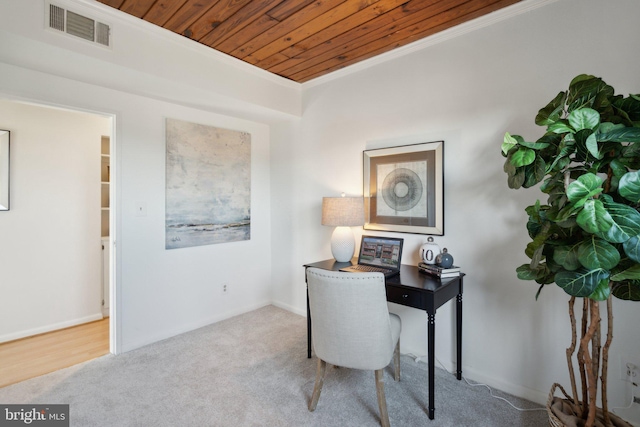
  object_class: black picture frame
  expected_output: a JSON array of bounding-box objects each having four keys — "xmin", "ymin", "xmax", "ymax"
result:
[{"xmin": 363, "ymin": 141, "xmax": 443, "ymax": 235}]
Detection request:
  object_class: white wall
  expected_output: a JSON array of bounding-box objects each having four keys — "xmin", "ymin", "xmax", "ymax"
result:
[
  {"xmin": 0, "ymin": 0, "xmax": 279, "ymax": 353},
  {"xmin": 0, "ymin": 100, "xmax": 109, "ymax": 341},
  {"xmin": 271, "ymin": 0, "xmax": 640, "ymax": 409},
  {"xmin": 0, "ymin": 64, "xmax": 275, "ymax": 352}
]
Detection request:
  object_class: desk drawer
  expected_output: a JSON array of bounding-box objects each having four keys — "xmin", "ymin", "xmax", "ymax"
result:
[{"xmin": 386, "ymin": 286, "xmax": 423, "ymax": 309}]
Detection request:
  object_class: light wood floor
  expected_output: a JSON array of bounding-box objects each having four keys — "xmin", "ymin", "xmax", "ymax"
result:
[{"xmin": 0, "ymin": 318, "xmax": 109, "ymax": 388}]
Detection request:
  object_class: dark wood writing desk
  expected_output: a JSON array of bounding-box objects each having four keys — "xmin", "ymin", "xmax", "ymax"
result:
[{"xmin": 304, "ymin": 258, "xmax": 464, "ymax": 421}]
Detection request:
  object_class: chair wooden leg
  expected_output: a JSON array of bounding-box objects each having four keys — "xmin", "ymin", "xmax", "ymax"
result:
[
  {"xmin": 309, "ymin": 359, "xmax": 327, "ymax": 412},
  {"xmin": 375, "ymin": 369, "xmax": 390, "ymax": 427},
  {"xmin": 393, "ymin": 340, "xmax": 401, "ymax": 382}
]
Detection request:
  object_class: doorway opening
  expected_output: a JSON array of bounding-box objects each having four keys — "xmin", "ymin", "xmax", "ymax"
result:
[{"xmin": 0, "ymin": 98, "xmax": 117, "ymax": 386}]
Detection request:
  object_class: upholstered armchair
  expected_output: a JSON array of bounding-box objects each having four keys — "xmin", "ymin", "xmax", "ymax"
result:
[{"xmin": 305, "ymin": 267, "xmax": 401, "ymax": 427}]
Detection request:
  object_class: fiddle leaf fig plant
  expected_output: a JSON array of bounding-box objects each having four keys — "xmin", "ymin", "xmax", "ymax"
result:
[{"xmin": 501, "ymin": 74, "xmax": 640, "ymax": 427}]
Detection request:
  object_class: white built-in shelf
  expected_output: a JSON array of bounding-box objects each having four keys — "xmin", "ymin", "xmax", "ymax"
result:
[{"xmin": 101, "ymin": 136, "xmax": 110, "ymax": 237}]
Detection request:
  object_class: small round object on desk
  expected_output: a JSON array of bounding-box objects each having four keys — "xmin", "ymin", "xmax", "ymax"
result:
[{"xmin": 436, "ymin": 248, "xmax": 454, "ymax": 268}]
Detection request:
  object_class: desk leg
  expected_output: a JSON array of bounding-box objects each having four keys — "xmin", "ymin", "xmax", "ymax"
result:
[
  {"xmin": 456, "ymin": 292, "xmax": 463, "ymax": 380},
  {"xmin": 428, "ymin": 312, "xmax": 435, "ymax": 420},
  {"xmin": 307, "ymin": 288, "xmax": 312, "ymax": 359}
]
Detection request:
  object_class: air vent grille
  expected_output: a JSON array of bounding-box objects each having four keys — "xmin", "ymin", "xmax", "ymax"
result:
[
  {"xmin": 49, "ymin": 4, "xmax": 65, "ymax": 31},
  {"xmin": 46, "ymin": 3, "xmax": 111, "ymax": 48},
  {"xmin": 96, "ymin": 22, "xmax": 110, "ymax": 46},
  {"xmin": 66, "ymin": 10, "xmax": 95, "ymax": 41}
]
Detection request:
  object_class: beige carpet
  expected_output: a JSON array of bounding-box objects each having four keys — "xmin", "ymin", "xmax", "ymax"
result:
[{"xmin": 0, "ymin": 305, "xmax": 547, "ymax": 426}]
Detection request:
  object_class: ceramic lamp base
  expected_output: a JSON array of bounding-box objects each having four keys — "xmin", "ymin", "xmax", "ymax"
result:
[{"xmin": 331, "ymin": 226, "xmax": 355, "ymax": 262}]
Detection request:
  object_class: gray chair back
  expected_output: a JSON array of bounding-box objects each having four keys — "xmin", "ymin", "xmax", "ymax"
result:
[{"xmin": 306, "ymin": 267, "xmax": 397, "ymax": 370}]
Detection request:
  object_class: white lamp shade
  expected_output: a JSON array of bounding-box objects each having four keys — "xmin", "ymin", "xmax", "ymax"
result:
[
  {"xmin": 321, "ymin": 197, "xmax": 365, "ymax": 227},
  {"xmin": 322, "ymin": 196, "xmax": 364, "ymax": 262}
]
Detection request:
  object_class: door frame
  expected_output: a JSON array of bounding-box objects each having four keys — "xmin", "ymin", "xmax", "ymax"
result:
[{"xmin": 0, "ymin": 94, "xmax": 120, "ymax": 354}]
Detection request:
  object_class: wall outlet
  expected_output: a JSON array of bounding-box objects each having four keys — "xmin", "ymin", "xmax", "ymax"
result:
[
  {"xmin": 221, "ymin": 283, "xmax": 229, "ymax": 295},
  {"xmin": 625, "ymin": 362, "xmax": 638, "ymax": 386},
  {"xmin": 621, "ymin": 355, "xmax": 640, "ymax": 385}
]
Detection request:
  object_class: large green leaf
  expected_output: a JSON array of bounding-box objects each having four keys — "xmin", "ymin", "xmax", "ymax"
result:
[
  {"xmin": 536, "ymin": 91, "xmax": 567, "ymax": 126},
  {"xmin": 525, "ymin": 222, "xmax": 551, "ymax": 262},
  {"xmin": 577, "ymin": 236, "xmax": 620, "ymax": 270},
  {"xmin": 507, "ymin": 166, "xmax": 525, "ymax": 189},
  {"xmin": 611, "ymin": 264, "xmax": 640, "ymax": 281},
  {"xmin": 550, "ymin": 156, "xmax": 571, "ymax": 174},
  {"xmin": 550, "ymin": 203, "xmax": 581, "ymax": 222},
  {"xmin": 585, "ymin": 132, "xmax": 601, "ymax": 159},
  {"xmin": 535, "ymin": 133, "xmax": 562, "ymax": 152},
  {"xmin": 555, "ymin": 268, "xmax": 609, "ymax": 297},
  {"xmin": 567, "ymin": 75, "xmax": 614, "ymax": 112},
  {"xmin": 503, "ymin": 158, "xmax": 516, "ymax": 174},
  {"xmin": 598, "ymin": 122, "xmax": 625, "ymax": 134},
  {"xmin": 501, "ymin": 132, "xmax": 519, "ymax": 155},
  {"xmin": 525, "ymin": 200, "xmax": 543, "ymax": 221},
  {"xmin": 548, "ymin": 138, "xmax": 576, "ymax": 171},
  {"xmin": 504, "ymin": 154, "xmax": 526, "ymax": 189},
  {"xmin": 566, "ymin": 173, "xmax": 603, "ymax": 205},
  {"xmin": 621, "ymin": 141, "xmax": 640, "ymax": 159},
  {"xmin": 609, "ymin": 159, "xmax": 628, "ymax": 178},
  {"xmin": 623, "ymin": 235, "xmax": 640, "ymax": 262},
  {"xmin": 568, "ymin": 108, "xmax": 600, "ymax": 131},
  {"xmin": 553, "ymin": 245, "xmax": 581, "ymax": 270},
  {"xmin": 522, "ymin": 156, "xmax": 546, "ymax": 188},
  {"xmin": 574, "ymin": 129, "xmax": 599, "ymax": 161},
  {"xmin": 597, "ymin": 127, "xmax": 640, "ymax": 143},
  {"xmin": 510, "ymin": 147, "xmax": 536, "ymax": 167},
  {"xmin": 549, "ymin": 120, "xmax": 574, "ymax": 134},
  {"xmin": 516, "ymin": 263, "xmax": 546, "ymax": 281},
  {"xmin": 519, "ymin": 140, "xmax": 551, "ymax": 150},
  {"xmin": 597, "ymin": 195, "xmax": 640, "ymax": 243},
  {"xmin": 612, "ymin": 281, "xmax": 640, "ymax": 301},
  {"xmin": 589, "ymin": 278, "xmax": 611, "ymax": 301},
  {"xmin": 619, "ymin": 170, "xmax": 640, "ymax": 203},
  {"xmin": 576, "ymin": 199, "xmax": 613, "ymax": 234},
  {"xmin": 541, "ymin": 173, "xmax": 565, "ymax": 195},
  {"xmin": 613, "ymin": 96, "xmax": 640, "ymax": 123}
]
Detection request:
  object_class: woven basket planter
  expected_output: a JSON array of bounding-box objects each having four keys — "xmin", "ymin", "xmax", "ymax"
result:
[{"xmin": 546, "ymin": 383, "xmax": 633, "ymax": 427}]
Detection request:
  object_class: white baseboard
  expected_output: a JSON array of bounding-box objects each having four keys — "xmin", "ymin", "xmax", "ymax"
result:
[
  {"xmin": 271, "ymin": 300, "xmax": 305, "ymax": 317},
  {"xmin": 460, "ymin": 365, "xmax": 548, "ymax": 406},
  {"xmin": 0, "ymin": 313, "xmax": 105, "ymax": 343}
]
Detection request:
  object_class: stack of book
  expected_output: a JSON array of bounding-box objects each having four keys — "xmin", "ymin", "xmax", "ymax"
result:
[{"xmin": 418, "ymin": 262, "xmax": 461, "ymax": 278}]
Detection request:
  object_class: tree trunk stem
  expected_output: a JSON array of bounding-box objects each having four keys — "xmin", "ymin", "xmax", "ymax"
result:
[{"xmin": 567, "ymin": 296, "xmax": 581, "ymax": 414}]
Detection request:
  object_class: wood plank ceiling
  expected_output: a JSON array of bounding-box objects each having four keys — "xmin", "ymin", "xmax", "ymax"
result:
[{"xmin": 96, "ymin": 0, "xmax": 521, "ymax": 83}]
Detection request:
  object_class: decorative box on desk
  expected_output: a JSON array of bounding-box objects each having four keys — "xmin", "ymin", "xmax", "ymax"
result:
[{"xmin": 303, "ymin": 258, "xmax": 465, "ymax": 420}]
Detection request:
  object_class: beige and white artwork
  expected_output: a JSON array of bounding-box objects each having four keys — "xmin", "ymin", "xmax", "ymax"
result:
[{"xmin": 165, "ymin": 118, "xmax": 251, "ymax": 249}]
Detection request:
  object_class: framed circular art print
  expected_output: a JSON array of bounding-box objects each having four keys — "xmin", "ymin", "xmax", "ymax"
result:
[{"xmin": 363, "ymin": 141, "xmax": 443, "ymax": 235}]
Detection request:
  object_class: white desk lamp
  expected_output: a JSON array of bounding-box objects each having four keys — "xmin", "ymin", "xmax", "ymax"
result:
[{"xmin": 321, "ymin": 194, "xmax": 365, "ymax": 262}]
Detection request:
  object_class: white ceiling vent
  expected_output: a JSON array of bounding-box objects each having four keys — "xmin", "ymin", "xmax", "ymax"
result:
[{"xmin": 46, "ymin": 3, "xmax": 111, "ymax": 48}]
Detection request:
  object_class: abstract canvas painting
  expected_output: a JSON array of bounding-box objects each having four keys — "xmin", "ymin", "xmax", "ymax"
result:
[{"xmin": 165, "ymin": 118, "xmax": 251, "ymax": 249}]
